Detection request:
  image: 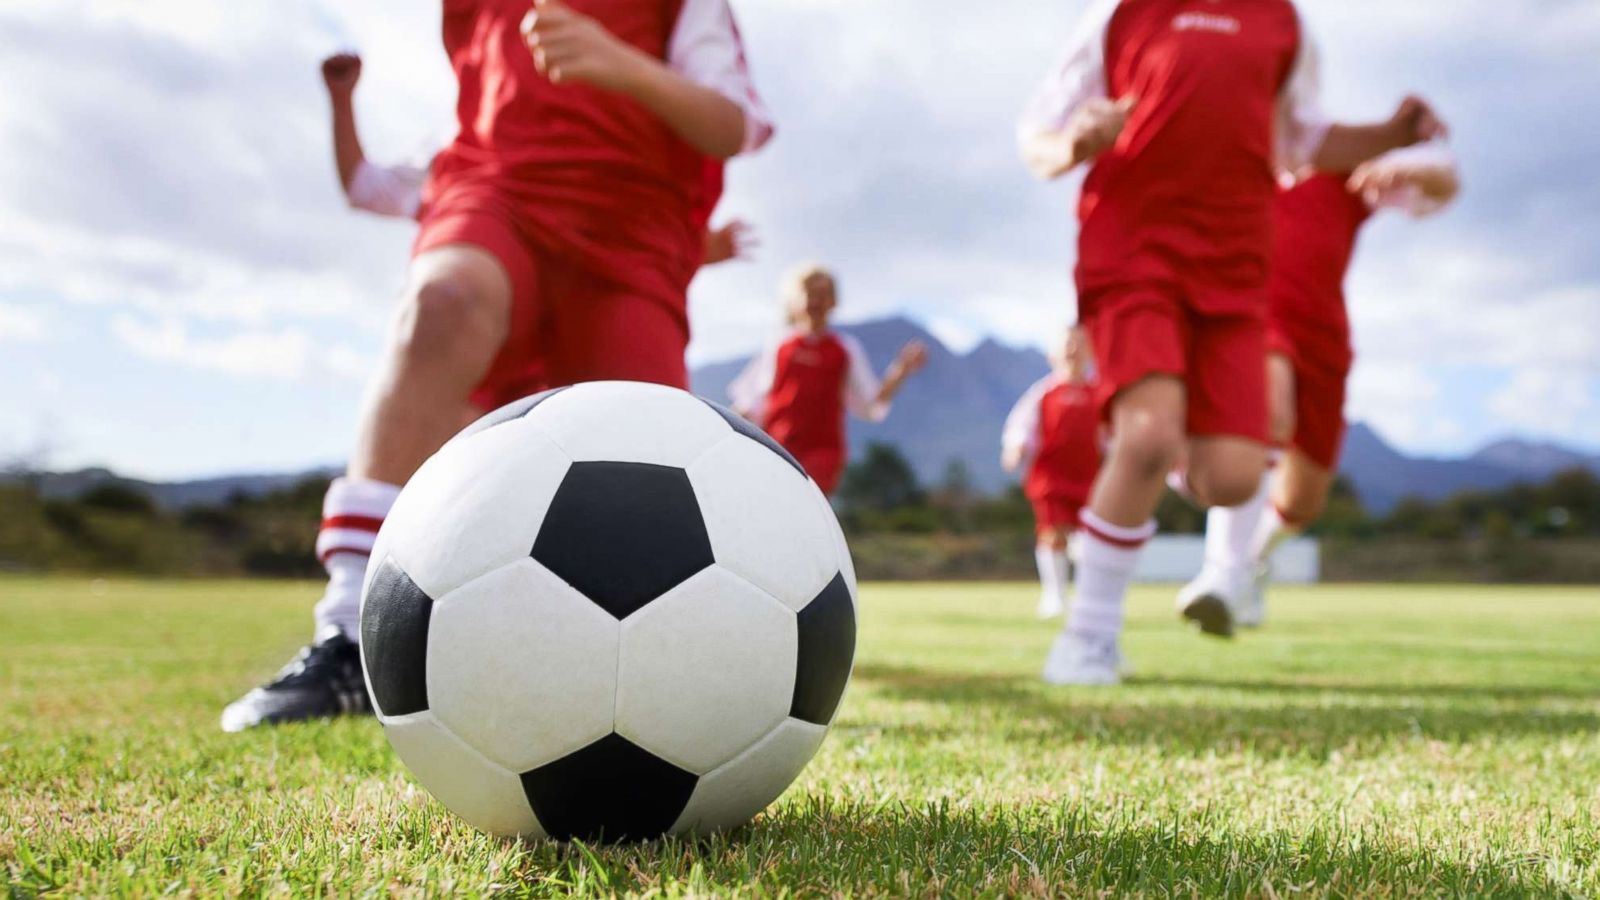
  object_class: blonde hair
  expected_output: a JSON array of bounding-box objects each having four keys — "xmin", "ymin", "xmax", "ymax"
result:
[{"xmin": 781, "ymin": 263, "xmax": 836, "ymax": 325}]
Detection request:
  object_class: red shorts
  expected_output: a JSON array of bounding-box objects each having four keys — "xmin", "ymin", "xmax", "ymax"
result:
[
  {"xmin": 1029, "ymin": 495, "xmax": 1083, "ymax": 538},
  {"xmin": 414, "ymin": 193, "xmax": 691, "ymax": 412},
  {"xmin": 1268, "ymin": 326, "xmax": 1352, "ymax": 470},
  {"xmin": 1082, "ymin": 283, "xmax": 1269, "ymax": 444},
  {"xmin": 791, "ymin": 446, "xmax": 846, "ymax": 497}
]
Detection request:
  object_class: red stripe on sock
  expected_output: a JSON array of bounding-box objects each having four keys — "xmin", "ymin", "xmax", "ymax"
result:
[
  {"xmin": 1082, "ymin": 520, "xmax": 1149, "ymax": 550},
  {"xmin": 321, "ymin": 514, "xmax": 385, "ymax": 533},
  {"xmin": 318, "ymin": 546, "xmax": 373, "ymax": 564}
]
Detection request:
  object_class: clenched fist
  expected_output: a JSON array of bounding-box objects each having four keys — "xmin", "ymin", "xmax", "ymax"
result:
[
  {"xmin": 521, "ymin": 0, "xmax": 643, "ymax": 91},
  {"xmin": 321, "ymin": 53, "xmax": 362, "ymax": 97}
]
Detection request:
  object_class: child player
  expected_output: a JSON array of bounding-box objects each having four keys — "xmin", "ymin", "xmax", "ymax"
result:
[
  {"xmin": 728, "ymin": 265, "xmax": 928, "ymax": 496},
  {"xmin": 1018, "ymin": 0, "xmax": 1446, "ymax": 684},
  {"xmin": 1178, "ymin": 140, "xmax": 1462, "ymax": 631},
  {"xmin": 1001, "ymin": 325, "xmax": 1103, "ymax": 620},
  {"xmin": 320, "ymin": 51, "xmax": 758, "ymax": 264},
  {"xmin": 223, "ymin": 0, "xmax": 773, "ymax": 731}
]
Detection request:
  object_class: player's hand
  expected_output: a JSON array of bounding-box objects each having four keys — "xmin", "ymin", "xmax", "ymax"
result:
[
  {"xmin": 1067, "ymin": 96, "xmax": 1135, "ymax": 163},
  {"xmin": 1387, "ymin": 95, "xmax": 1448, "ymax": 146},
  {"xmin": 703, "ymin": 220, "xmax": 758, "ymax": 266},
  {"xmin": 321, "ymin": 53, "xmax": 362, "ymax": 96},
  {"xmin": 521, "ymin": 0, "xmax": 643, "ymax": 92},
  {"xmin": 1348, "ymin": 150, "xmax": 1462, "ymax": 212},
  {"xmin": 892, "ymin": 341, "xmax": 929, "ymax": 378}
]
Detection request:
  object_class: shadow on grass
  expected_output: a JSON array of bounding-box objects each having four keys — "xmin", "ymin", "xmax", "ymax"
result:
[
  {"xmin": 851, "ymin": 664, "xmax": 1600, "ymax": 758},
  {"xmin": 491, "ymin": 797, "xmax": 1578, "ymax": 898}
]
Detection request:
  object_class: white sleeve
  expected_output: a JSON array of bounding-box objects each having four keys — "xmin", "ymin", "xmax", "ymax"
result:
[
  {"xmin": 668, "ymin": 0, "xmax": 774, "ymax": 154},
  {"xmin": 1016, "ymin": 0, "xmax": 1116, "ymax": 147},
  {"xmin": 1002, "ymin": 377, "xmax": 1051, "ymax": 460},
  {"xmin": 1358, "ymin": 140, "xmax": 1462, "ymax": 218},
  {"xmin": 840, "ymin": 334, "xmax": 888, "ymax": 423},
  {"xmin": 728, "ymin": 342, "xmax": 778, "ymax": 422},
  {"xmin": 347, "ymin": 160, "xmax": 426, "ymax": 219},
  {"xmin": 1276, "ymin": 24, "xmax": 1332, "ymax": 174}
]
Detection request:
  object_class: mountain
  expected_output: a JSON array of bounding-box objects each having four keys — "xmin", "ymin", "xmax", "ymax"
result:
[
  {"xmin": 691, "ymin": 316, "xmax": 1049, "ymax": 493},
  {"xmin": 1468, "ymin": 439, "xmax": 1600, "ymax": 481}
]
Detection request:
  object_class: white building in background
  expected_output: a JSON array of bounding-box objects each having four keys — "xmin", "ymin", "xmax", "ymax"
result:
[{"xmin": 1134, "ymin": 536, "xmax": 1320, "ymax": 584}]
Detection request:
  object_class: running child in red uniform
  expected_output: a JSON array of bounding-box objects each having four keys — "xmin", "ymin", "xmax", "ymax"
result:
[
  {"xmin": 1180, "ymin": 140, "xmax": 1462, "ymax": 629},
  {"xmin": 320, "ymin": 51, "xmax": 759, "ymax": 263},
  {"xmin": 729, "ymin": 265, "xmax": 928, "ymax": 495},
  {"xmin": 1002, "ymin": 325, "xmax": 1103, "ymax": 619},
  {"xmin": 223, "ymin": 0, "xmax": 773, "ymax": 731},
  {"xmin": 1019, "ymin": 0, "xmax": 1445, "ymax": 684}
]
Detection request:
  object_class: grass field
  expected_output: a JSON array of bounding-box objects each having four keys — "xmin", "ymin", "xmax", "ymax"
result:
[{"xmin": 3, "ymin": 577, "xmax": 1599, "ymax": 897}]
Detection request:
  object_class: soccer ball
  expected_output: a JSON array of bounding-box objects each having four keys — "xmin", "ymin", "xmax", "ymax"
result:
[{"xmin": 358, "ymin": 381, "xmax": 857, "ymax": 842}]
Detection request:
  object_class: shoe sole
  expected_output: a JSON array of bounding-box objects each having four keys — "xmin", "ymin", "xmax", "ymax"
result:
[{"xmin": 1181, "ymin": 593, "xmax": 1235, "ymax": 639}]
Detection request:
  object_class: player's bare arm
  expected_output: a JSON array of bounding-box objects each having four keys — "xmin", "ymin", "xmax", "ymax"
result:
[
  {"xmin": 521, "ymin": 0, "xmax": 746, "ymax": 159},
  {"xmin": 1022, "ymin": 96, "xmax": 1135, "ymax": 181},
  {"xmin": 322, "ymin": 53, "xmax": 366, "ymax": 193},
  {"xmin": 1314, "ymin": 95, "xmax": 1447, "ymax": 174},
  {"xmin": 876, "ymin": 341, "xmax": 928, "ymax": 406}
]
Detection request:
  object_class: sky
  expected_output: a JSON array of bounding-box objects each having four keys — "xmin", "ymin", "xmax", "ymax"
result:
[{"xmin": 0, "ymin": 0, "xmax": 1597, "ymax": 480}]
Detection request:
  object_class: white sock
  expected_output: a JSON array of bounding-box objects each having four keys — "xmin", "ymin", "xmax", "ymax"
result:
[
  {"xmin": 1250, "ymin": 502, "xmax": 1301, "ymax": 564},
  {"xmin": 1036, "ymin": 544, "xmax": 1068, "ymax": 602},
  {"xmin": 1202, "ymin": 471, "xmax": 1271, "ymax": 570},
  {"xmin": 312, "ymin": 477, "xmax": 402, "ymax": 641},
  {"xmin": 1068, "ymin": 511, "xmax": 1156, "ymax": 643}
]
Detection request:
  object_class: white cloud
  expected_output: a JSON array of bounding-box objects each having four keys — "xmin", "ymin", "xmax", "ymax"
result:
[
  {"xmin": 1347, "ymin": 362, "xmax": 1463, "ymax": 449},
  {"xmin": 110, "ymin": 315, "xmax": 372, "ymax": 383},
  {"xmin": 1487, "ymin": 369, "xmax": 1600, "ymax": 442},
  {"xmin": 0, "ymin": 303, "xmax": 51, "ymax": 342}
]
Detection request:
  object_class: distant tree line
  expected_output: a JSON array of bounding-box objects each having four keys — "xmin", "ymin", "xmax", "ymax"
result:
[
  {"xmin": 0, "ymin": 443, "xmax": 1596, "ymax": 579},
  {"xmin": 835, "ymin": 443, "xmax": 1600, "ymax": 540}
]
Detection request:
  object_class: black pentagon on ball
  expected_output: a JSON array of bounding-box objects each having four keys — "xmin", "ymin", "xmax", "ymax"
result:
[
  {"xmin": 696, "ymin": 396, "xmax": 807, "ymax": 479},
  {"xmin": 531, "ymin": 462, "xmax": 714, "ymax": 619},
  {"xmin": 360, "ymin": 557, "xmax": 434, "ymax": 717},
  {"xmin": 455, "ymin": 386, "xmax": 570, "ymax": 441},
  {"xmin": 790, "ymin": 573, "xmax": 857, "ymax": 725},
  {"xmin": 520, "ymin": 733, "xmax": 698, "ymax": 843}
]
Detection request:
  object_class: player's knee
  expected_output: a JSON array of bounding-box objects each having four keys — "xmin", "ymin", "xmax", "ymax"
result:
[
  {"xmin": 1111, "ymin": 418, "xmax": 1185, "ymax": 483},
  {"xmin": 1040, "ymin": 530, "xmax": 1068, "ymax": 552},
  {"xmin": 1190, "ymin": 453, "xmax": 1267, "ymax": 507},
  {"xmin": 396, "ymin": 278, "xmax": 503, "ymax": 366}
]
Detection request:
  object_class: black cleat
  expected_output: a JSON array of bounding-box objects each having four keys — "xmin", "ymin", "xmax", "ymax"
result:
[{"xmin": 221, "ymin": 627, "xmax": 373, "ymax": 732}]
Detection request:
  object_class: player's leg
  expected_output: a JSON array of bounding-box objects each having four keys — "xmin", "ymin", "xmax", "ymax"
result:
[
  {"xmin": 1183, "ymin": 351, "xmax": 1294, "ymax": 627},
  {"xmin": 1252, "ymin": 354, "xmax": 1346, "ymax": 563},
  {"xmin": 1173, "ymin": 312, "xmax": 1271, "ymax": 637},
  {"xmin": 223, "ymin": 223, "xmax": 532, "ymax": 732},
  {"xmin": 1033, "ymin": 518, "xmax": 1071, "ymax": 620},
  {"xmin": 1046, "ymin": 294, "xmax": 1185, "ymax": 684}
]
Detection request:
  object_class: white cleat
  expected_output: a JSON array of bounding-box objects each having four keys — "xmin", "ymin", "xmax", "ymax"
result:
[
  {"xmin": 1037, "ymin": 591, "xmax": 1066, "ymax": 620},
  {"xmin": 1176, "ymin": 564, "xmax": 1242, "ymax": 639},
  {"xmin": 1042, "ymin": 631, "xmax": 1123, "ymax": 686},
  {"xmin": 1235, "ymin": 563, "xmax": 1269, "ymax": 629}
]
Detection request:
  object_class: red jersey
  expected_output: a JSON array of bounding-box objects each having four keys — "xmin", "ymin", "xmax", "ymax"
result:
[
  {"xmin": 1004, "ymin": 376, "xmax": 1103, "ymax": 504},
  {"xmin": 1020, "ymin": 0, "xmax": 1328, "ymax": 310},
  {"xmin": 730, "ymin": 331, "xmax": 887, "ymax": 455},
  {"xmin": 423, "ymin": 0, "xmax": 769, "ymax": 307},
  {"xmin": 1268, "ymin": 173, "xmax": 1372, "ymax": 368}
]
